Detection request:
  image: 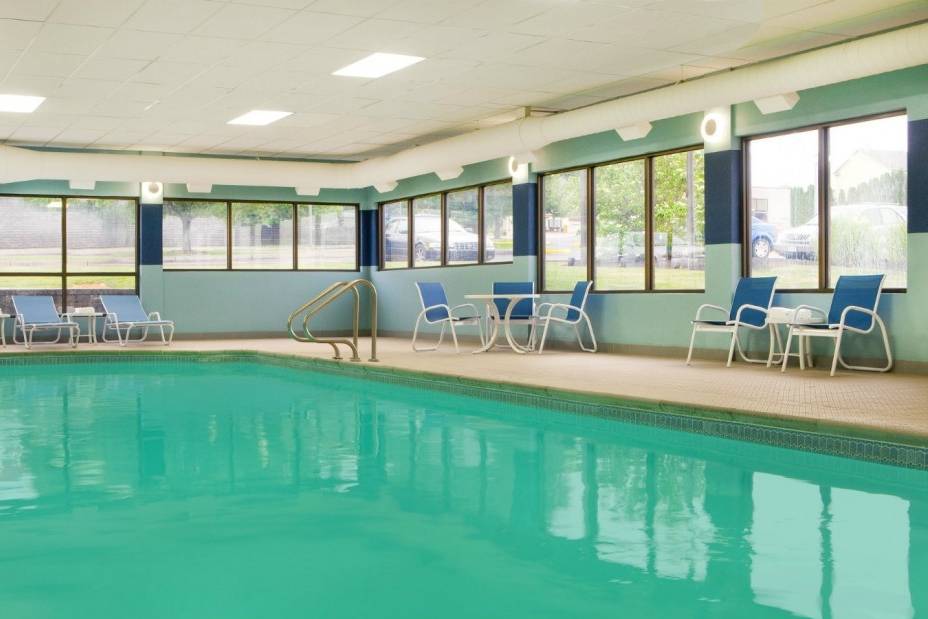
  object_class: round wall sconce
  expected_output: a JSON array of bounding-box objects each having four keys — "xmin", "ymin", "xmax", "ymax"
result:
[{"xmin": 700, "ymin": 113, "xmax": 722, "ymax": 141}]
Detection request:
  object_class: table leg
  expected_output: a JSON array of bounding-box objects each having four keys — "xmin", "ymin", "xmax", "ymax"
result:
[
  {"xmin": 1, "ymin": 318, "xmax": 5, "ymax": 348},
  {"xmin": 472, "ymin": 302, "xmax": 499, "ymax": 354},
  {"xmin": 503, "ymin": 298, "xmax": 530, "ymax": 354}
]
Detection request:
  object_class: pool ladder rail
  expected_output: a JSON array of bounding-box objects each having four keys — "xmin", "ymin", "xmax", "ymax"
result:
[{"xmin": 287, "ymin": 279, "xmax": 378, "ymax": 362}]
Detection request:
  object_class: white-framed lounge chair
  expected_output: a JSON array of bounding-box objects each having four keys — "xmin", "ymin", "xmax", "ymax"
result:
[
  {"xmin": 12, "ymin": 295, "xmax": 79, "ymax": 349},
  {"xmin": 781, "ymin": 274, "xmax": 891, "ymax": 376},
  {"xmin": 100, "ymin": 294, "xmax": 175, "ymax": 346},
  {"xmin": 534, "ymin": 280, "xmax": 596, "ymax": 353},
  {"xmin": 412, "ymin": 282, "xmax": 484, "ymax": 353},
  {"xmin": 686, "ymin": 276, "xmax": 777, "ymax": 367}
]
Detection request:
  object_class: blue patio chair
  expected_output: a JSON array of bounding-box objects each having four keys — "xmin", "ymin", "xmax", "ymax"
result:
[
  {"xmin": 412, "ymin": 282, "xmax": 484, "ymax": 353},
  {"xmin": 686, "ymin": 276, "xmax": 777, "ymax": 367},
  {"xmin": 488, "ymin": 281, "xmax": 536, "ymax": 350},
  {"xmin": 534, "ymin": 281, "xmax": 596, "ymax": 353},
  {"xmin": 12, "ymin": 295, "xmax": 79, "ymax": 349},
  {"xmin": 100, "ymin": 295, "xmax": 175, "ymax": 346},
  {"xmin": 781, "ymin": 274, "xmax": 891, "ymax": 376}
]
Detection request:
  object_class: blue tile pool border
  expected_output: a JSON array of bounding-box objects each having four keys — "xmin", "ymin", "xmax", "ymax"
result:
[{"xmin": 2, "ymin": 349, "xmax": 926, "ymax": 471}]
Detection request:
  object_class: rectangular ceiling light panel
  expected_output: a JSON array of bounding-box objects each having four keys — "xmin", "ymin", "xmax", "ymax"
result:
[
  {"xmin": 333, "ymin": 53, "xmax": 424, "ymax": 78},
  {"xmin": 0, "ymin": 94, "xmax": 46, "ymax": 113},
  {"xmin": 228, "ymin": 110, "xmax": 292, "ymax": 126}
]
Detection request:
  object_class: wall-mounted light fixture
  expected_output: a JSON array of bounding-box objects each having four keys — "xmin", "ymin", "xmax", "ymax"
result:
[
  {"xmin": 69, "ymin": 180, "xmax": 95, "ymax": 190},
  {"xmin": 374, "ymin": 181, "xmax": 398, "ymax": 193},
  {"xmin": 296, "ymin": 186, "xmax": 320, "ymax": 196},
  {"xmin": 435, "ymin": 167, "xmax": 464, "ymax": 181},
  {"xmin": 753, "ymin": 92, "xmax": 800, "ymax": 114},
  {"xmin": 615, "ymin": 122, "xmax": 653, "ymax": 141},
  {"xmin": 141, "ymin": 181, "xmax": 163, "ymax": 203},
  {"xmin": 186, "ymin": 182, "xmax": 212, "ymax": 194}
]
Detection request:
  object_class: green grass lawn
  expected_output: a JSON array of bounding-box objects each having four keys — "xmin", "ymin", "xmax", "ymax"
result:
[{"xmin": 544, "ymin": 261, "xmax": 705, "ymax": 291}]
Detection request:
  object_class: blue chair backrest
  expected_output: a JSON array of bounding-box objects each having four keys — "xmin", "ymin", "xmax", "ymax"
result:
[
  {"xmin": 100, "ymin": 295, "xmax": 150, "ymax": 323},
  {"xmin": 12, "ymin": 295, "xmax": 60, "ymax": 324},
  {"xmin": 566, "ymin": 281, "xmax": 592, "ymax": 322},
  {"xmin": 416, "ymin": 282, "xmax": 449, "ymax": 321},
  {"xmin": 828, "ymin": 274, "xmax": 883, "ymax": 330},
  {"xmin": 493, "ymin": 282, "xmax": 534, "ymax": 319},
  {"xmin": 729, "ymin": 276, "xmax": 776, "ymax": 327}
]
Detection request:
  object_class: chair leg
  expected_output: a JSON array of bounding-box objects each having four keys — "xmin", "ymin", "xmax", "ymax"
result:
[
  {"xmin": 412, "ymin": 317, "xmax": 446, "ymax": 352},
  {"xmin": 766, "ymin": 325, "xmax": 776, "ymax": 368},
  {"xmin": 781, "ymin": 329, "xmax": 794, "ymax": 373},
  {"xmin": 449, "ymin": 321, "xmax": 460, "ymax": 353},
  {"xmin": 726, "ymin": 329, "xmax": 737, "ymax": 368},
  {"xmin": 686, "ymin": 325, "xmax": 697, "ymax": 366},
  {"xmin": 836, "ymin": 315, "xmax": 893, "ymax": 373},
  {"xmin": 537, "ymin": 319, "xmax": 552, "ymax": 354},
  {"xmin": 585, "ymin": 315, "xmax": 597, "ymax": 352},
  {"xmin": 830, "ymin": 331, "xmax": 843, "ymax": 377}
]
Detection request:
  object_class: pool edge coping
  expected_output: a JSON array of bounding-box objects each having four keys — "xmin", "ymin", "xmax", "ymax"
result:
[{"xmin": 2, "ymin": 348, "xmax": 926, "ymax": 470}]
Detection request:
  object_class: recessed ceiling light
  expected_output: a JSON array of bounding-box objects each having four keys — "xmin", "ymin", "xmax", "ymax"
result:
[
  {"xmin": 333, "ymin": 52, "xmax": 424, "ymax": 78},
  {"xmin": 0, "ymin": 94, "xmax": 45, "ymax": 113},
  {"xmin": 227, "ymin": 110, "xmax": 292, "ymax": 126}
]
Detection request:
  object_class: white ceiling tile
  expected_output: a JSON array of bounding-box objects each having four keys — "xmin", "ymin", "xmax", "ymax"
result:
[
  {"xmin": 32, "ymin": 23, "xmax": 115, "ymax": 55},
  {"xmin": 511, "ymin": 3, "xmax": 633, "ymax": 37},
  {"xmin": 124, "ymin": 0, "xmax": 224, "ymax": 34},
  {"xmin": 48, "ymin": 0, "xmax": 146, "ymax": 28},
  {"xmin": 0, "ymin": 50, "xmax": 21, "ymax": 75},
  {"xmin": 160, "ymin": 36, "xmax": 244, "ymax": 64},
  {"xmin": 303, "ymin": 0, "xmax": 402, "ymax": 18},
  {"xmin": 330, "ymin": 19, "xmax": 424, "ymax": 52},
  {"xmin": 514, "ymin": 39, "xmax": 614, "ymax": 72},
  {"xmin": 67, "ymin": 115, "xmax": 126, "ymax": 131},
  {"xmin": 375, "ymin": 0, "xmax": 482, "ymax": 25},
  {"xmin": 0, "ymin": 19, "xmax": 42, "ymax": 51},
  {"xmin": 441, "ymin": 31, "xmax": 544, "ymax": 62},
  {"xmin": 9, "ymin": 125, "xmax": 61, "ymax": 144},
  {"xmin": 646, "ymin": 0, "xmax": 765, "ymax": 24},
  {"xmin": 132, "ymin": 60, "xmax": 208, "ymax": 86},
  {"xmin": 0, "ymin": 75, "xmax": 63, "ymax": 95},
  {"xmin": 0, "ymin": 0, "xmax": 58, "ymax": 21},
  {"xmin": 194, "ymin": 4, "xmax": 296, "ymax": 39},
  {"xmin": 96, "ymin": 30, "xmax": 186, "ymax": 61},
  {"xmin": 75, "ymin": 57, "xmax": 149, "ymax": 81},
  {"xmin": 263, "ymin": 11, "xmax": 363, "ymax": 43},
  {"xmin": 588, "ymin": 47, "xmax": 705, "ymax": 76},
  {"xmin": 234, "ymin": 0, "xmax": 316, "ymax": 9},
  {"xmin": 49, "ymin": 78, "xmax": 123, "ymax": 98},
  {"xmin": 93, "ymin": 129, "xmax": 153, "ymax": 147},
  {"xmin": 13, "ymin": 52, "xmax": 86, "ymax": 78},
  {"xmin": 450, "ymin": 0, "xmax": 551, "ymax": 27},
  {"xmin": 53, "ymin": 128, "xmax": 109, "ymax": 146}
]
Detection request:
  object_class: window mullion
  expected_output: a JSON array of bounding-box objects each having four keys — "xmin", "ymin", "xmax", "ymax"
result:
[
  {"xmin": 818, "ymin": 127, "xmax": 829, "ymax": 290},
  {"xmin": 644, "ymin": 157, "xmax": 654, "ymax": 291},
  {"xmin": 587, "ymin": 167, "xmax": 595, "ymax": 287},
  {"xmin": 292, "ymin": 203, "xmax": 299, "ymax": 270},
  {"xmin": 226, "ymin": 201, "xmax": 232, "ymax": 270}
]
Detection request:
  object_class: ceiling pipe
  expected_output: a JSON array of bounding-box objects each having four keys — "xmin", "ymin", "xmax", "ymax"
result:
[{"xmin": 1, "ymin": 22, "xmax": 926, "ymax": 190}]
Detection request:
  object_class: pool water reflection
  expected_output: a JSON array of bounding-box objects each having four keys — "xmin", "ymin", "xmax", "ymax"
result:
[{"xmin": 0, "ymin": 361, "xmax": 925, "ymax": 618}]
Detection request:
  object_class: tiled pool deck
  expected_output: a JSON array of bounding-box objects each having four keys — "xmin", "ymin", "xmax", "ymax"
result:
[{"xmin": 3, "ymin": 336, "xmax": 927, "ymax": 466}]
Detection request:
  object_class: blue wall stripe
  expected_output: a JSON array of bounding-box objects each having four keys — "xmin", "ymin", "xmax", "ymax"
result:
[
  {"xmin": 513, "ymin": 182, "xmax": 538, "ymax": 257},
  {"xmin": 909, "ymin": 118, "xmax": 928, "ymax": 234},
  {"xmin": 139, "ymin": 203, "xmax": 163, "ymax": 266},
  {"xmin": 360, "ymin": 209, "xmax": 379, "ymax": 267},
  {"xmin": 704, "ymin": 149, "xmax": 742, "ymax": 245}
]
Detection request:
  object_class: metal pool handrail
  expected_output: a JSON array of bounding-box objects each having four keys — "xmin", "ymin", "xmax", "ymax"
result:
[{"xmin": 287, "ymin": 279, "xmax": 378, "ymax": 362}]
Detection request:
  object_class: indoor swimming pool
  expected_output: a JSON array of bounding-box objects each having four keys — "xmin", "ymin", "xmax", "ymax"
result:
[{"xmin": 0, "ymin": 358, "xmax": 924, "ymax": 618}]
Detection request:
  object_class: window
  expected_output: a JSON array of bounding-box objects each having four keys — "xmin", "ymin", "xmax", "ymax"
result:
[
  {"xmin": 446, "ymin": 188, "xmax": 478, "ymax": 266},
  {"xmin": 412, "ymin": 194, "xmax": 441, "ymax": 267},
  {"xmin": 594, "ymin": 160, "xmax": 646, "ymax": 291},
  {"xmin": 746, "ymin": 113, "xmax": 906, "ymax": 290},
  {"xmin": 162, "ymin": 200, "xmax": 358, "ymax": 271},
  {"xmin": 378, "ymin": 181, "xmax": 512, "ymax": 270},
  {"xmin": 381, "ymin": 200, "xmax": 409, "ymax": 269},
  {"xmin": 163, "ymin": 200, "xmax": 228, "ymax": 269},
  {"xmin": 540, "ymin": 146, "xmax": 705, "ymax": 292},
  {"xmin": 231, "ymin": 202, "xmax": 293, "ymax": 270},
  {"xmin": 483, "ymin": 182, "xmax": 513, "ymax": 263},
  {"xmin": 0, "ymin": 195, "xmax": 137, "ymax": 314},
  {"xmin": 297, "ymin": 204, "xmax": 357, "ymax": 270},
  {"xmin": 652, "ymin": 149, "xmax": 705, "ymax": 290}
]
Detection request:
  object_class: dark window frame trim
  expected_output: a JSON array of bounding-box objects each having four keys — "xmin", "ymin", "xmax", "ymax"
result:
[
  {"xmin": 161, "ymin": 198, "xmax": 361, "ymax": 273},
  {"xmin": 377, "ymin": 178, "xmax": 515, "ymax": 271},
  {"xmin": 538, "ymin": 144, "xmax": 707, "ymax": 294},
  {"xmin": 741, "ymin": 109, "xmax": 908, "ymax": 293},
  {"xmin": 0, "ymin": 193, "xmax": 140, "ymax": 310}
]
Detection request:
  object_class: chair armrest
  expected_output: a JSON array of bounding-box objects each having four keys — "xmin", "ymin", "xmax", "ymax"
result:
[
  {"xmin": 693, "ymin": 304, "xmax": 728, "ymax": 321},
  {"xmin": 148, "ymin": 311, "xmax": 161, "ymax": 320},
  {"xmin": 449, "ymin": 303, "xmax": 478, "ymax": 317},
  {"xmin": 732, "ymin": 303, "xmax": 770, "ymax": 328},
  {"xmin": 838, "ymin": 305, "xmax": 879, "ymax": 332},
  {"xmin": 791, "ymin": 304, "xmax": 827, "ymax": 318},
  {"xmin": 540, "ymin": 303, "xmax": 580, "ymax": 320}
]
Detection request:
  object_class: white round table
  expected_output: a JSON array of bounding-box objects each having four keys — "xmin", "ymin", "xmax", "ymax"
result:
[{"xmin": 465, "ymin": 293, "xmax": 539, "ymax": 354}]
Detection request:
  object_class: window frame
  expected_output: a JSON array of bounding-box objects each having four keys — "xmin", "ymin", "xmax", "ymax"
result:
[
  {"xmin": 742, "ymin": 110, "xmax": 907, "ymax": 293},
  {"xmin": 162, "ymin": 198, "xmax": 360, "ymax": 272},
  {"xmin": 538, "ymin": 144, "xmax": 706, "ymax": 294},
  {"xmin": 0, "ymin": 193, "xmax": 140, "ymax": 309},
  {"xmin": 377, "ymin": 179, "xmax": 514, "ymax": 271}
]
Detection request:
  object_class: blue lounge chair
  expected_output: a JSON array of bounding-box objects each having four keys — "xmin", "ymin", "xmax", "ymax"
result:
[
  {"xmin": 534, "ymin": 281, "xmax": 596, "ymax": 353},
  {"xmin": 12, "ymin": 295, "xmax": 79, "ymax": 349},
  {"xmin": 686, "ymin": 276, "xmax": 777, "ymax": 367},
  {"xmin": 412, "ymin": 282, "xmax": 484, "ymax": 353},
  {"xmin": 781, "ymin": 274, "xmax": 891, "ymax": 376},
  {"xmin": 100, "ymin": 295, "xmax": 175, "ymax": 346}
]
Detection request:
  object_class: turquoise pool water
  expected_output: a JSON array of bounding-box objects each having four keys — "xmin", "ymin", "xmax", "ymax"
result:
[{"xmin": 0, "ymin": 360, "xmax": 925, "ymax": 618}]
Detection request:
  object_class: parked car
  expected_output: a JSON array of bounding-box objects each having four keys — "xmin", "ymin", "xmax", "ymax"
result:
[
  {"xmin": 751, "ymin": 216, "xmax": 777, "ymax": 259},
  {"xmin": 384, "ymin": 214, "xmax": 494, "ymax": 263},
  {"xmin": 774, "ymin": 203, "xmax": 906, "ymax": 260}
]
